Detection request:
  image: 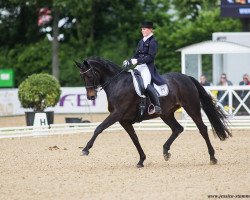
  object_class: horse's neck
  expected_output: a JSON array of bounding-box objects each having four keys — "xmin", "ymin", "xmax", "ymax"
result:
[
  {"xmin": 103, "ymin": 71, "xmax": 133, "ymax": 99},
  {"xmin": 100, "ymin": 68, "xmax": 121, "ymax": 85}
]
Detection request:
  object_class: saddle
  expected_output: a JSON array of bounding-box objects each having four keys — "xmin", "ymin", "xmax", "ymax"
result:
[
  {"xmin": 129, "ymin": 69, "xmax": 169, "ymax": 98},
  {"xmin": 130, "ymin": 69, "xmax": 169, "ymax": 122}
]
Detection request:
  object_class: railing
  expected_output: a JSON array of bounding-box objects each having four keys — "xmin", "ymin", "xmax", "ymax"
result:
[
  {"xmin": 182, "ymin": 85, "xmax": 250, "ymax": 119},
  {"xmin": 0, "ymin": 118, "xmax": 250, "ymax": 139}
]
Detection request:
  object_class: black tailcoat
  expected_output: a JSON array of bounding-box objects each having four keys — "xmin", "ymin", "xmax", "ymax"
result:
[{"xmin": 132, "ymin": 36, "xmax": 166, "ymax": 85}]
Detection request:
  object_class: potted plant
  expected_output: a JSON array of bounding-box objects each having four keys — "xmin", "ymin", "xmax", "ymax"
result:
[{"xmin": 18, "ymin": 73, "xmax": 61, "ymax": 126}]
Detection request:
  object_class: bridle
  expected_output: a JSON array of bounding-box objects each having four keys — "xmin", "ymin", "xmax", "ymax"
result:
[
  {"xmin": 79, "ymin": 62, "xmax": 127, "ymax": 92},
  {"xmin": 79, "ymin": 66, "xmax": 100, "ymax": 90}
]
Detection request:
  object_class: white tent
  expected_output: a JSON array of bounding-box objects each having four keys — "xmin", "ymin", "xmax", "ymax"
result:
[{"xmin": 177, "ymin": 40, "xmax": 250, "ymax": 84}]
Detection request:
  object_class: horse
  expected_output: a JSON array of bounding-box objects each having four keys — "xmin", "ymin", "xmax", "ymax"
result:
[{"xmin": 75, "ymin": 57, "xmax": 231, "ymax": 168}]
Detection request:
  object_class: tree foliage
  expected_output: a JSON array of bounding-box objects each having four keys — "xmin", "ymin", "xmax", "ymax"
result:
[{"xmin": 0, "ymin": 0, "xmax": 241, "ymax": 87}]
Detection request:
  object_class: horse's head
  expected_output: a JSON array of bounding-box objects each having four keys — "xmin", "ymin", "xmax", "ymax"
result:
[{"xmin": 75, "ymin": 60, "xmax": 99, "ymax": 100}]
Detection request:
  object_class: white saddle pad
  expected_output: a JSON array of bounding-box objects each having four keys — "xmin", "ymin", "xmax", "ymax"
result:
[{"xmin": 129, "ymin": 70, "xmax": 169, "ymax": 98}]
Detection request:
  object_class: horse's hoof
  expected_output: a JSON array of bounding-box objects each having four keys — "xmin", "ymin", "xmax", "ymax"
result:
[
  {"xmin": 163, "ymin": 153, "xmax": 171, "ymax": 161},
  {"xmin": 82, "ymin": 150, "xmax": 89, "ymax": 156},
  {"xmin": 136, "ymin": 163, "xmax": 144, "ymax": 168},
  {"xmin": 210, "ymin": 158, "xmax": 218, "ymax": 165}
]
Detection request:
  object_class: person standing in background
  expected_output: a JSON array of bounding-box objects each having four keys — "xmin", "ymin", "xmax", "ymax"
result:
[
  {"xmin": 217, "ymin": 73, "xmax": 233, "ymax": 106},
  {"xmin": 200, "ymin": 75, "xmax": 212, "ymax": 86},
  {"xmin": 239, "ymin": 73, "xmax": 250, "ymax": 86},
  {"xmin": 239, "ymin": 73, "xmax": 250, "ymax": 98}
]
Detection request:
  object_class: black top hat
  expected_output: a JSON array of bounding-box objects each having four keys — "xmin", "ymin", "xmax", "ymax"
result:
[{"xmin": 141, "ymin": 21, "xmax": 154, "ymax": 28}]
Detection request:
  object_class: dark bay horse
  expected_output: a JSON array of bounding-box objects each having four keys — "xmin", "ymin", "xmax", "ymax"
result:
[{"xmin": 75, "ymin": 57, "xmax": 231, "ymax": 168}]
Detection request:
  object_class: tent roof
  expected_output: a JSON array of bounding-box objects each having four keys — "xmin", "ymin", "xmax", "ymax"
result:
[{"xmin": 177, "ymin": 40, "xmax": 250, "ymax": 54}]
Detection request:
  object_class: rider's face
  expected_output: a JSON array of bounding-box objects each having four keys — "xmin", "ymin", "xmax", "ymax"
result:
[{"xmin": 141, "ymin": 28, "xmax": 152, "ymax": 37}]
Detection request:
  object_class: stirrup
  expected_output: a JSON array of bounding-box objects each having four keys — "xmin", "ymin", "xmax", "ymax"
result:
[
  {"xmin": 148, "ymin": 104, "xmax": 155, "ymax": 115},
  {"xmin": 148, "ymin": 104, "xmax": 162, "ymax": 115}
]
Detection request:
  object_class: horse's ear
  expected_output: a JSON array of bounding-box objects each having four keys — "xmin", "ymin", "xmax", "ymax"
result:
[
  {"xmin": 74, "ymin": 60, "xmax": 82, "ymax": 69},
  {"xmin": 83, "ymin": 60, "xmax": 90, "ymax": 68}
]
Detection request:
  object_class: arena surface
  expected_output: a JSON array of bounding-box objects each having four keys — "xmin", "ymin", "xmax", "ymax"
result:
[{"xmin": 0, "ymin": 114, "xmax": 249, "ymax": 200}]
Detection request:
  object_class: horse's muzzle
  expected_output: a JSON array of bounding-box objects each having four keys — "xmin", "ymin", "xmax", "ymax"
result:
[
  {"xmin": 87, "ymin": 95, "xmax": 96, "ymax": 100},
  {"xmin": 86, "ymin": 88, "xmax": 97, "ymax": 100}
]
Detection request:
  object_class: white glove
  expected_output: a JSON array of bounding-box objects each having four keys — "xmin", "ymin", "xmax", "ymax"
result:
[
  {"xmin": 131, "ymin": 59, "xmax": 137, "ymax": 65},
  {"xmin": 122, "ymin": 60, "xmax": 131, "ymax": 68},
  {"xmin": 122, "ymin": 60, "xmax": 129, "ymax": 66}
]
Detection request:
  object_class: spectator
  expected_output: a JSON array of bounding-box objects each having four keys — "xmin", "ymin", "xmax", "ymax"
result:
[
  {"xmin": 217, "ymin": 73, "xmax": 233, "ymax": 106},
  {"xmin": 217, "ymin": 73, "xmax": 233, "ymax": 86},
  {"xmin": 200, "ymin": 74, "xmax": 212, "ymax": 86},
  {"xmin": 239, "ymin": 73, "xmax": 250, "ymax": 86},
  {"xmin": 239, "ymin": 73, "xmax": 250, "ymax": 98}
]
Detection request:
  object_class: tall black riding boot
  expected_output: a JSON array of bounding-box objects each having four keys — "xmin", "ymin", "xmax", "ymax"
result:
[{"xmin": 146, "ymin": 84, "xmax": 162, "ymax": 114}]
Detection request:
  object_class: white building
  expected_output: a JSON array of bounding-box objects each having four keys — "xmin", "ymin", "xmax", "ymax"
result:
[
  {"xmin": 212, "ymin": 32, "xmax": 250, "ymax": 85},
  {"xmin": 178, "ymin": 32, "xmax": 250, "ymax": 85}
]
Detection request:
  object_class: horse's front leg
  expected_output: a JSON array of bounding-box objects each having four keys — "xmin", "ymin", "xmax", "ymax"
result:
[
  {"xmin": 119, "ymin": 121, "xmax": 146, "ymax": 168},
  {"xmin": 82, "ymin": 112, "xmax": 119, "ymax": 155}
]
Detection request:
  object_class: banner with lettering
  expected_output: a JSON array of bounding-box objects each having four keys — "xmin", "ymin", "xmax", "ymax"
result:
[{"xmin": 0, "ymin": 87, "xmax": 108, "ymax": 116}]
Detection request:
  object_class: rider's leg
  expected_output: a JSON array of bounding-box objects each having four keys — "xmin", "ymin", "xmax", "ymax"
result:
[
  {"xmin": 135, "ymin": 64, "xmax": 151, "ymax": 89},
  {"xmin": 135, "ymin": 64, "xmax": 161, "ymax": 114},
  {"xmin": 134, "ymin": 69, "xmax": 146, "ymax": 94},
  {"xmin": 146, "ymin": 84, "xmax": 162, "ymax": 114}
]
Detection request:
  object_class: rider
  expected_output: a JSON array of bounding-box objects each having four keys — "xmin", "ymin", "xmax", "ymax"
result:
[{"xmin": 123, "ymin": 21, "xmax": 166, "ymax": 114}]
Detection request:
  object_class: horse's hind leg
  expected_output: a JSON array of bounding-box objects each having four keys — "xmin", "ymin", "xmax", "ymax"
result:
[
  {"xmin": 161, "ymin": 113, "xmax": 184, "ymax": 161},
  {"xmin": 120, "ymin": 121, "xmax": 146, "ymax": 168},
  {"xmin": 183, "ymin": 105, "xmax": 217, "ymax": 165}
]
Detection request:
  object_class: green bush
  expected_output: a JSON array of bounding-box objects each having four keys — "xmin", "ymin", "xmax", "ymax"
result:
[{"xmin": 18, "ymin": 73, "xmax": 61, "ymax": 111}]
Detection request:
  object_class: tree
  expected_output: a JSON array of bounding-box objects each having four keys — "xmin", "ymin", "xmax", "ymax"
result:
[
  {"xmin": 0, "ymin": 0, "xmax": 43, "ymax": 47},
  {"xmin": 171, "ymin": 0, "xmax": 219, "ymax": 20},
  {"xmin": 0, "ymin": 0, "xmax": 242, "ymax": 87},
  {"xmin": 156, "ymin": 8, "xmax": 241, "ymax": 73},
  {"xmin": 52, "ymin": 7, "xmax": 60, "ymax": 79}
]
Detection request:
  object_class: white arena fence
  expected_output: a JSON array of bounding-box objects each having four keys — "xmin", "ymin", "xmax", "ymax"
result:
[
  {"xmin": 0, "ymin": 85, "xmax": 249, "ymax": 139},
  {"xmin": 181, "ymin": 85, "xmax": 250, "ymax": 119},
  {"xmin": 204, "ymin": 85, "xmax": 250, "ymax": 116},
  {"xmin": 0, "ymin": 118, "xmax": 250, "ymax": 139}
]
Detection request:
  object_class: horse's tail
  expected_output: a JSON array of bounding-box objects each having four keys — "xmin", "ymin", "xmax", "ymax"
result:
[{"xmin": 189, "ymin": 76, "xmax": 232, "ymax": 141}]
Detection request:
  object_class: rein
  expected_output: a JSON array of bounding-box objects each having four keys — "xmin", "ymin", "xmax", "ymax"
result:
[
  {"xmin": 98, "ymin": 68, "xmax": 127, "ymax": 91},
  {"xmin": 80, "ymin": 64, "xmax": 127, "ymax": 92}
]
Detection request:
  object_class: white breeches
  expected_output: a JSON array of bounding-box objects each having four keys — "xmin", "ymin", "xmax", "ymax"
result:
[{"xmin": 135, "ymin": 64, "xmax": 151, "ymax": 89}]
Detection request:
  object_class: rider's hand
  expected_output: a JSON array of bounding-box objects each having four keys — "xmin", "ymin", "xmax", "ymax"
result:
[
  {"xmin": 131, "ymin": 59, "xmax": 137, "ymax": 65},
  {"xmin": 122, "ymin": 60, "xmax": 131, "ymax": 69}
]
